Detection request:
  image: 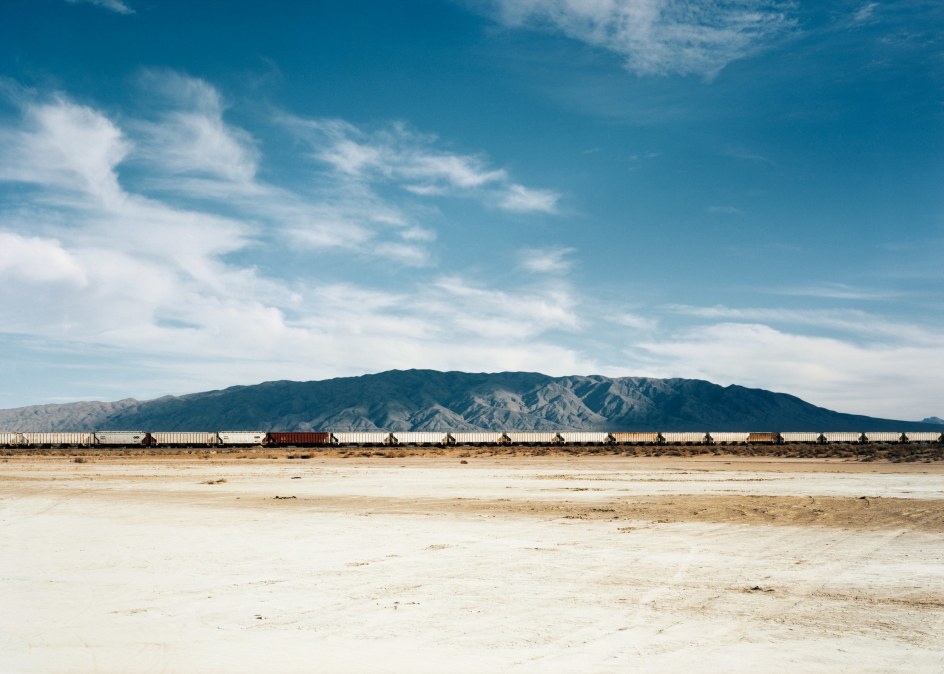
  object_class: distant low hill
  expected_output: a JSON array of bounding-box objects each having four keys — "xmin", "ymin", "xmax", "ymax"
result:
[{"xmin": 0, "ymin": 370, "xmax": 937, "ymax": 433}]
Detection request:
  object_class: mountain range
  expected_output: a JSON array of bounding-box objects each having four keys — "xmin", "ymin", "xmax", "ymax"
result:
[{"xmin": 0, "ymin": 370, "xmax": 936, "ymax": 432}]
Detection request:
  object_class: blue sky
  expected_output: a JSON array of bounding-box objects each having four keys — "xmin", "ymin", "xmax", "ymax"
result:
[{"xmin": 0, "ymin": 0, "xmax": 941, "ymax": 419}]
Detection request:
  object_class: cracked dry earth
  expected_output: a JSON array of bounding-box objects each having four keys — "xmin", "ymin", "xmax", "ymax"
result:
[{"xmin": 2, "ymin": 456, "xmax": 943, "ymax": 673}]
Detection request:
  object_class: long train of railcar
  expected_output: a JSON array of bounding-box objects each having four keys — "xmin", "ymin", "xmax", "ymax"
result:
[{"xmin": 0, "ymin": 430, "xmax": 941, "ymax": 448}]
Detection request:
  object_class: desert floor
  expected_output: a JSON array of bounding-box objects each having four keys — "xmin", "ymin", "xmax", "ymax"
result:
[{"xmin": 2, "ymin": 454, "xmax": 943, "ymax": 673}]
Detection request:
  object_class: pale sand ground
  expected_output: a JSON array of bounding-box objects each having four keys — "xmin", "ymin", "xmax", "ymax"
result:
[{"xmin": 1, "ymin": 456, "xmax": 943, "ymax": 673}]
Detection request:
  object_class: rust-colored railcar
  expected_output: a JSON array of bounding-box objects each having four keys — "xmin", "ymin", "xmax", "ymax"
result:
[{"xmin": 267, "ymin": 432, "xmax": 333, "ymax": 446}]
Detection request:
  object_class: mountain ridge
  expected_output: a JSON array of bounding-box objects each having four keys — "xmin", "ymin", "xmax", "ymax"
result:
[{"xmin": 0, "ymin": 369, "xmax": 936, "ymax": 432}]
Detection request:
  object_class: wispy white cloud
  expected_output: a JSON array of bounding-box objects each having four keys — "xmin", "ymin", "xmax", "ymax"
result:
[
  {"xmin": 482, "ymin": 0, "xmax": 797, "ymax": 79},
  {"xmin": 294, "ymin": 119, "xmax": 508, "ymax": 189},
  {"xmin": 428, "ymin": 276, "xmax": 580, "ymax": 339},
  {"xmin": 766, "ymin": 283, "xmax": 901, "ymax": 301},
  {"xmin": 0, "ymin": 96, "xmax": 130, "ymax": 205},
  {"xmin": 499, "ymin": 184, "xmax": 559, "ymax": 213},
  {"xmin": 633, "ymin": 320, "xmax": 944, "ymax": 420},
  {"xmin": 666, "ymin": 304, "xmax": 939, "ymax": 344},
  {"xmin": 852, "ymin": 2, "xmax": 878, "ymax": 25},
  {"xmin": 65, "ymin": 0, "xmax": 134, "ymax": 15},
  {"xmin": 129, "ymin": 74, "xmax": 539, "ymax": 261},
  {"xmin": 283, "ymin": 212, "xmax": 373, "ymax": 251},
  {"xmin": 284, "ymin": 116, "xmax": 560, "ymax": 214},
  {"xmin": 132, "ymin": 71, "xmax": 258, "ymax": 184},
  {"xmin": 624, "ymin": 301, "xmax": 944, "ymax": 418},
  {"xmin": 519, "ymin": 246, "xmax": 576, "ymax": 273},
  {"xmin": 611, "ymin": 312, "xmax": 659, "ymax": 332},
  {"xmin": 0, "ymin": 233, "xmax": 88, "ymax": 286},
  {"xmin": 722, "ymin": 144, "xmax": 778, "ymax": 165}
]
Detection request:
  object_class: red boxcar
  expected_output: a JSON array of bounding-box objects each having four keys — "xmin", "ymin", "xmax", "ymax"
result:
[{"xmin": 266, "ymin": 432, "xmax": 332, "ymax": 447}]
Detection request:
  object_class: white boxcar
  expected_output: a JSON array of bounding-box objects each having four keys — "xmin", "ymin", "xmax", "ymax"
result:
[
  {"xmin": 559, "ymin": 432, "xmax": 610, "ymax": 444},
  {"xmin": 450, "ymin": 432, "xmax": 504, "ymax": 444},
  {"xmin": 821, "ymin": 432, "xmax": 863, "ymax": 443},
  {"xmin": 780, "ymin": 432, "xmax": 822, "ymax": 443},
  {"xmin": 391, "ymin": 432, "xmax": 449, "ymax": 445},
  {"xmin": 150, "ymin": 432, "xmax": 220, "ymax": 446},
  {"xmin": 904, "ymin": 432, "xmax": 943, "ymax": 443},
  {"xmin": 504, "ymin": 432, "xmax": 561, "ymax": 444},
  {"xmin": 95, "ymin": 431, "xmax": 148, "ymax": 446},
  {"xmin": 661, "ymin": 432, "xmax": 709, "ymax": 444},
  {"xmin": 862, "ymin": 432, "xmax": 904, "ymax": 443},
  {"xmin": 0, "ymin": 432, "xmax": 22, "ymax": 446},
  {"xmin": 21, "ymin": 432, "xmax": 94, "ymax": 446},
  {"xmin": 611, "ymin": 432, "xmax": 661, "ymax": 445},
  {"xmin": 709, "ymin": 432, "xmax": 750, "ymax": 444},
  {"xmin": 218, "ymin": 431, "xmax": 266, "ymax": 446},
  {"xmin": 333, "ymin": 432, "xmax": 392, "ymax": 445}
]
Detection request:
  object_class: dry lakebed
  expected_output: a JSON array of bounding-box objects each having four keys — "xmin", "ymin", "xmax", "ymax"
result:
[{"xmin": 2, "ymin": 453, "xmax": 943, "ymax": 673}]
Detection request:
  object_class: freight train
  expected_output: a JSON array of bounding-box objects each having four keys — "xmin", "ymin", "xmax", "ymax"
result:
[{"xmin": 0, "ymin": 430, "xmax": 941, "ymax": 448}]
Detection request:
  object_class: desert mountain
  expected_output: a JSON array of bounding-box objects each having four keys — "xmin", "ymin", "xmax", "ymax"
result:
[{"xmin": 0, "ymin": 370, "xmax": 936, "ymax": 433}]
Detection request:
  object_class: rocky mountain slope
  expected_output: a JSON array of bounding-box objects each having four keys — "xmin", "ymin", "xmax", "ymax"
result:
[
  {"xmin": 0, "ymin": 370, "xmax": 935, "ymax": 432},
  {"xmin": 0, "ymin": 398, "xmax": 146, "ymax": 433}
]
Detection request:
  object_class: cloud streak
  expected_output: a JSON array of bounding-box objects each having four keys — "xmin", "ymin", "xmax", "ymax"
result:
[
  {"xmin": 519, "ymin": 246, "xmax": 576, "ymax": 273},
  {"xmin": 132, "ymin": 71, "xmax": 258, "ymax": 184},
  {"xmin": 482, "ymin": 0, "xmax": 797, "ymax": 79},
  {"xmin": 665, "ymin": 304, "xmax": 940, "ymax": 344},
  {"xmin": 284, "ymin": 117, "xmax": 560, "ymax": 214},
  {"xmin": 65, "ymin": 0, "xmax": 134, "ymax": 15},
  {"xmin": 0, "ymin": 96, "xmax": 130, "ymax": 204}
]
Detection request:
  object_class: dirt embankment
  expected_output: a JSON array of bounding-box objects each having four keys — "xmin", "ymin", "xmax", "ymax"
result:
[{"xmin": 419, "ymin": 493, "xmax": 944, "ymax": 533}]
